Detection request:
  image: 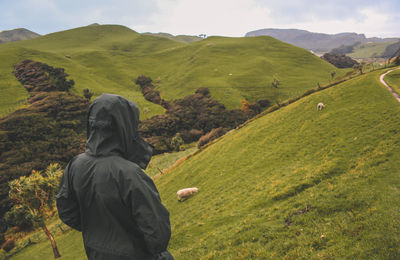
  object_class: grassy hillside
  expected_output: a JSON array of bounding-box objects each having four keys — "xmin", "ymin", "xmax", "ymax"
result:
[
  {"xmin": 156, "ymin": 69, "xmax": 400, "ymax": 259},
  {"xmin": 142, "ymin": 32, "xmax": 203, "ymax": 43},
  {"xmin": 0, "ymin": 28, "xmax": 40, "ymax": 43},
  {"xmin": 9, "ymin": 69, "xmax": 400, "ymax": 259},
  {"xmin": 348, "ymin": 41, "xmax": 396, "ymax": 59},
  {"xmin": 0, "ymin": 24, "xmax": 341, "ymax": 117},
  {"xmin": 385, "ymin": 68, "xmax": 400, "ymax": 95}
]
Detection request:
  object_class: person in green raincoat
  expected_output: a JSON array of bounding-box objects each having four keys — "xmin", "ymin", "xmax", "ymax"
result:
[{"xmin": 56, "ymin": 94, "xmax": 173, "ymax": 260}]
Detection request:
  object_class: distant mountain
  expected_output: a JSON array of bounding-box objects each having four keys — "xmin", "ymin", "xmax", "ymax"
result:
[
  {"xmin": 0, "ymin": 28, "xmax": 40, "ymax": 43},
  {"xmin": 142, "ymin": 32, "xmax": 203, "ymax": 43},
  {"xmin": 245, "ymin": 28, "xmax": 399, "ymax": 53}
]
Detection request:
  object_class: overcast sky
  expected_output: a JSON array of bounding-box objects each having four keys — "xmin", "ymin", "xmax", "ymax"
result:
[{"xmin": 1, "ymin": 0, "xmax": 399, "ymax": 38}]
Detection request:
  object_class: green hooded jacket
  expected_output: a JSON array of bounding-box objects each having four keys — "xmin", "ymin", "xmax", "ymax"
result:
[{"xmin": 56, "ymin": 94, "xmax": 173, "ymax": 259}]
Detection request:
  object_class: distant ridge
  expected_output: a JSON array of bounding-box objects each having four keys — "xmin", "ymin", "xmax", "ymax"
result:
[
  {"xmin": 0, "ymin": 28, "xmax": 40, "ymax": 43},
  {"xmin": 142, "ymin": 32, "xmax": 203, "ymax": 43},
  {"xmin": 245, "ymin": 28, "xmax": 399, "ymax": 53}
]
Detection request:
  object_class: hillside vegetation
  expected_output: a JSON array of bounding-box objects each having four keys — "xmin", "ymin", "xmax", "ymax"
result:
[
  {"xmin": 385, "ymin": 69, "xmax": 400, "ymax": 95},
  {"xmin": 156, "ymin": 69, "xmax": 400, "ymax": 259},
  {"xmin": 0, "ymin": 28, "xmax": 40, "ymax": 44},
  {"xmin": 8, "ymin": 69, "xmax": 400, "ymax": 259},
  {"xmin": 0, "ymin": 24, "xmax": 341, "ymax": 117},
  {"xmin": 348, "ymin": 41, "xmax": 397, "ymax": 59}
]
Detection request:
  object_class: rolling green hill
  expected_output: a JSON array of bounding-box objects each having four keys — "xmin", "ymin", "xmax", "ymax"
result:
[
  {"xmin": 142, "ymin": 32, "xmax": 203, "ymax": 43},
  {"xmin": 0, "ymin": 24, "xmax": 341, "ymax": 118},
  {"xmin": 8, "ymin": 68, "xmax": 400, "ymax": 259},
  {"xmin": 0, "ymin": 28, "xmax": 40, "ymax": 43},
  {"xmin": 157, "ymin": 69, "xmax": 400, "ymax": 259},
  {"xmin": 348, "ymin": 41, "xmax": 396, "ymax": 59}
]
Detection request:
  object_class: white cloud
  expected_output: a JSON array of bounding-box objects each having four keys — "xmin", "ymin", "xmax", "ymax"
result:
[
  {"xmin": 135, "ymin": 0, "xmax": 273, "ymax": 36},
  {"xmin": 286, "ymin": 8, "xmax": 394, "ymax": 37}
]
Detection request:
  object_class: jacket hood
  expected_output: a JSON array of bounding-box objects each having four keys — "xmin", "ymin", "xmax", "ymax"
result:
[{"xmin": 86, "ymin": 94, "xmax": 153, "ymax": 169}]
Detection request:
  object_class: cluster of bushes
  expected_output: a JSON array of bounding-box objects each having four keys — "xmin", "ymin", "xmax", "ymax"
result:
[
  {"xmin": 135, "ymin": 75, "xmax": 169, "ymax": 108},
  {"xmin": 138, "ymin": 83, "xmax": 270, "ymax": 153},
  {"xmin": 321, "ymin": 53, "xmax": 359, "ymax": 68},
  {"xmin": 0, "ymin": 60, "xmax": 89, "ymax": 235},
  {"xmin": 14, "ymin": 60, "xmax": 74, "ymax": 93}
]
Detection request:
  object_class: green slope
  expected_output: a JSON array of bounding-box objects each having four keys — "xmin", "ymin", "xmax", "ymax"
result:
[
  {"xmin": 385, "ymin": 68, "xmax": 400, "ymax": 95},
  {"xmin": 348, "ymin": 41, "xmax": 396, "ymax": 59},
  {"xmin": 0, "ymin": 24, "xmax": 341, "ymax": 117},
  {"xmin": 8, "ymin": 70, "xmax": 400, "ymax": 259},
  {"xmin": 155, "ymin": 69, "xmax": 400, "ymax": 259}
]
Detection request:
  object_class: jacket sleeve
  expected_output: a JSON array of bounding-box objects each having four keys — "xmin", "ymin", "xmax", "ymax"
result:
[
  {"xmin": 56, "ymin": 160, "xmax": 82, "ymax": 231},
  {"xmin": 122, "ymin": 169, "xmax": 171, "ymax": 256}
]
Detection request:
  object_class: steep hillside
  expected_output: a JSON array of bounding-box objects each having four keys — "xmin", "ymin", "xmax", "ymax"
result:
[
  {"xmin": 8, "ymin": 69, "xmax": 400, "ymax": 259},
  {"xmin": 0, "ymin": 24, "xmax": 341, "ymax": 117},
  {"xmin": 348, "ymin": 41, "xmax": 398, "ymax": 59},
  {"xmin": 155, "ymin": 69, "xmax": 400, "ymax": 259},
  {"xmin": 0, "ymin": 28, "xmax": 40, "ymax": 44},
  {"xmin": 385, "ymin": 69, "xmax": 400, "ymax": 94}
]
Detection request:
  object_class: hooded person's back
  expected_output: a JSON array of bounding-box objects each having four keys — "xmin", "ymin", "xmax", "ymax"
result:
[{"xmin": 56, "ymin": 94, "xmax": 173, "ymax": 260}]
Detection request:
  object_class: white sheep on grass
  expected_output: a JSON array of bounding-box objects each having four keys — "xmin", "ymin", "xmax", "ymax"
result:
[
  {"xmin": 177, "ymin": 187, "xmax": 198, "ymax": 202},
  {"xmin": 317, "ymin": 102, "xmax": 325, "ymax": 111}
]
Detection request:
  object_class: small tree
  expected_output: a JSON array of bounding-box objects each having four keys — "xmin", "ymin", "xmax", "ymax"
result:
[
  {"xmin": 83, "ymin": 88, "xmax": 94, "ymax": 101},
  {"xmin": 271, "ymin": 76, "xmax": 280, "ymax": 88},
  {"xmin": 171, "ymin": 133, "xmax": 184, "ymax": 151},
  {"xmin": 8, "ymin": 163, "xmax": 63, "ymax": 258},
  {"xmin": 241, "ymin": 99, "xmax": 250, "ymax": 112},
  {"xmin": 135, "ymin": 75, "xmax": 152, "ymax": 89},
  {"xmin": 330, "ymin": 71, "xmax": 336, "ymax": 80},
  {"xmin": 271, "ymin": 76, "xmax": 280, "ymax": 105}
]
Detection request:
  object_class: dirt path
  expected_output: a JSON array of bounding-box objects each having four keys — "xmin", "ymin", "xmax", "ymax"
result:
[{"xmin": 379, "ymin": 67, "xmax": 400, "ymax": 102}]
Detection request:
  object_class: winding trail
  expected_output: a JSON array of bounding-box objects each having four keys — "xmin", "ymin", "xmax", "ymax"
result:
[{"xmin": 379, "ymin": 67, "xmax": 400, "ymax": 102}]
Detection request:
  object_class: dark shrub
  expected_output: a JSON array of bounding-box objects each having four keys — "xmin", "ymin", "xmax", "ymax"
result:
[
  {"xmin": 1, "ymin": 239, "xmax": 15, "ymax": 252},
  {"xmin": 257, "ymin": 99, "xmax": 271, "ymax": 108},
  {"xmin": 14, "ymin": 60, "xmax": 74, "ymax": 93},
  {"xmin": 83, "ymin": 88, "xmax": 94, "ymax": 101},
  {"xmin": 195, "ymin": 87, "xmax": 211, "ymax": 97},
  {"xmin": 4, "ymin": 206, "xmax": 34, "ymax": 230},
  {"xmin": 135, "ymin": 75, "xmax": 152, "ymax": 88},
  {"xmin": 145, "ymin": 136, "xmax": 172, "ymax": 154},
  {"xmin": 321, "ymin": 53, "xmax": 358, "ymax": 68},
  {"xmin": 198, "ymin": 127, "xmax": 228, "ymax": 148},
  {"xmin": 180, "ymin": 129, "xmax": 204, "ymax": 143}
]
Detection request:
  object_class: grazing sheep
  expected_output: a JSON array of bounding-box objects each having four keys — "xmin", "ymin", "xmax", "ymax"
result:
[
  {"xmin": 177, "ymin": 187, "xmax": 198, "ymax": 201},
  {"xmin": 317, "ymin": 102, "xmax": 325, "ymax": 111}
]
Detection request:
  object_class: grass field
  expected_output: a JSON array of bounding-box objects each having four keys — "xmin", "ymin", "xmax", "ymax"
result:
[
  {"xmin": 9, "ymin": 68, "xmax": 400, "ymax": 259},
  {"xmin": 385, "ymin": 68, "xmax": 400, "ymax": 95},
  {"xmin": 156, "ymin": 69, "xmax": 400, "ymax": 259},
  {"xmin": 0, "ymin": 24, "xmax": 343, "ymax": 118},
  {"xmin": 348, "ymin": 41, "xmax": 396, "ymax": 59}
]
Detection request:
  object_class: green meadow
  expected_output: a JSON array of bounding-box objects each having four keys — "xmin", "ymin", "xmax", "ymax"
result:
[
  {"xmin": 385, "ymin": 68, "xmax": 400, "ymax": 95},
  {"xmin": 8, "ymin": 68, "xmax": 400, "ymax": 259},
  {"xmin": 348, "ymin": 41, "xmax": 395, "ymax": 59},
  {"xmin": 0, "ymin": 24, "xmax": 342, "ymax": 118}
]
